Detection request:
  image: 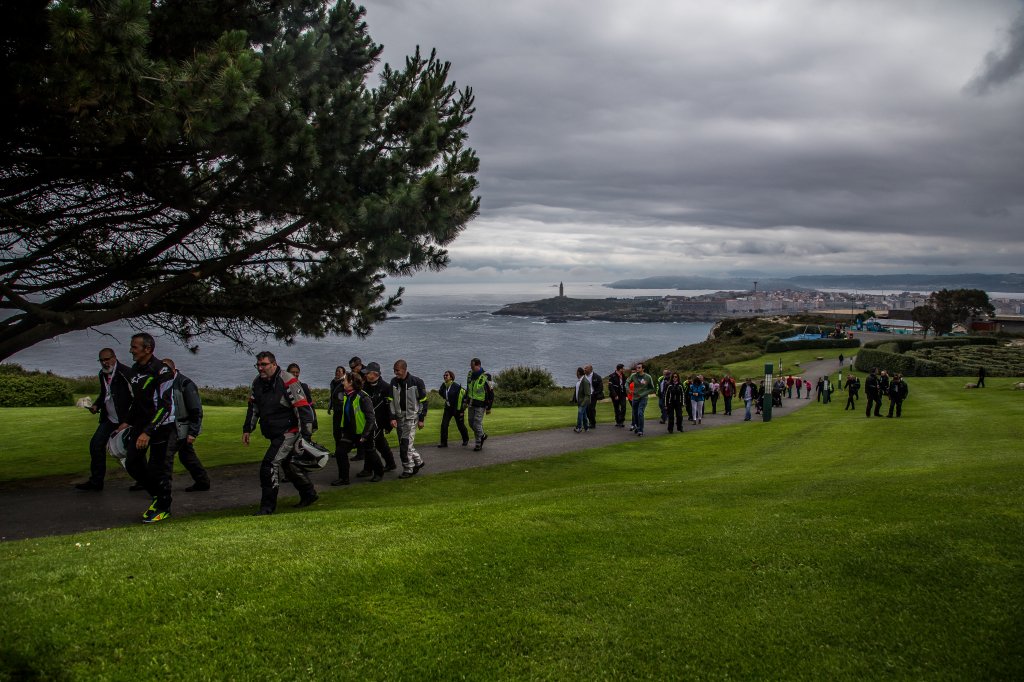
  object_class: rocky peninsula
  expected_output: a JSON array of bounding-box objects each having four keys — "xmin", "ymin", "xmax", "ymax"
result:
[{"xmin": 493, "ymin": 296, "xmax": 720, "ymax": 323}]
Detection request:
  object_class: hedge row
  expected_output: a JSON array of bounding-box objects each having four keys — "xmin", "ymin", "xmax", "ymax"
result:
[
  {"xmin": 0, "ymin": 374, "xmax": 74, "ymax": 407},
  {"xmin": 764, "ymin": 338, "xmax": 860, "ymax": 353},
  {"xmin": 853, "ymin": 349, "xmax": 947, "ymax": 377},
  {"xmin": 861, "ymin": 336, "xmax": 999, "ymax": 352}
]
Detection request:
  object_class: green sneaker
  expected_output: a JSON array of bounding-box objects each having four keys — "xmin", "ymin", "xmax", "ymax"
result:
[
  {"xmin": 141, "ymin": 497, "xmax": 158, "ymax": 519},
  {"xmin": 142, "ymin": 509, "xmax": 171, "ymax": 524}
]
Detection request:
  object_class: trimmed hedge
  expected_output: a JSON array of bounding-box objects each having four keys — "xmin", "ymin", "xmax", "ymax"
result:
[
  {"xmin": 853, "ymin": 349, "xmax": 946, "ymax": 377},
  {"xmin": 0, "ymin": 374, "xmax": 74, "ymax": 407},
  {"xmin": 764, "ymin": 338, "xmax": 860, "ymax": 353}
]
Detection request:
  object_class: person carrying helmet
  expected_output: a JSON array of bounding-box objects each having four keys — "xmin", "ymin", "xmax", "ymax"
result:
[
  {"xmin": 75, "ymin": 347, "xmax": 132, "ymax": 492},
  {"xmin": 243, "ymin": 351, "xmax": 318, "ymax": 515}
]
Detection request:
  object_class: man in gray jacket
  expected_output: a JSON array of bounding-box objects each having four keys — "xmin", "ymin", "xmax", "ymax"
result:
[
  {"xmin": 163, "ymin": 359, "xmax": 211, "ymax": 491},
  {"xmin": 389, "ymin": 359, "xmax": 428, "ymax": 479}
]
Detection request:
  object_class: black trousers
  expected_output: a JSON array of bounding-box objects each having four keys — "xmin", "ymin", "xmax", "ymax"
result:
[
  {"xmin": 362, "ymin": 428, "xmax": 397, "ymax": 472},
  {"xmin": 667, "ymin": 404, "xmax": 684, "ymax": 432},
  {"xmin": 586, "ymin": 399, "xmax": 597, "ymax": 428},
  {"xmin": 611, "ymin": 396, "xmax": 627, "ymax": 425},
  {"xmin": 125, "ymin": 424, "xmax": 177, "ymax": 511},
  {"xmin": 440, "ymin": 407, "xmax": 469, "ymax": 445},
  {"xmin": 845, "ymin": 394, "xmax": 856, "ymax": 410},
  {"xmin": 88, "ymin": 419, "xmax": 118, "ymax": 486},
  {"xmin": 865, "ymin": 393, "xmax": 880, "ymax": 416},
  {"xmin": 335, "ymin": 435, "xmax": 382, "ymax": 480},
  {"xmin": 174, "ymin": 436, "xmax": 209, "ymax": 485},
  {"xmin": 887, "ymin": 399, "xmax": 903, "ymax": 417},
  {"xmin": 723, "ymin": 395, "xmax": 733, "ymax": 415},
  {"xmin": 709, "ymin": 395, "xmax": 718, "ymax": 414}
]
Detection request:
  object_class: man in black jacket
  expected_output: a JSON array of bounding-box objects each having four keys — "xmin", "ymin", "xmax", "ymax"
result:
[
  {"xmin": 75, "ymin": 348, "xmax": 133, "ymax": 491},
  {"xmin": 887, "ymin": 374, "xmax": 909, "ymax": 417},
  {"xmin": 607, "ymin": 364, "xmax": 628, "ymax": 427},
  {"xmin": 244, "ymin": 351, "xmax": 318, "ymax": 515},
  {"xmin": 163, "ymin": 359, "xmax": 211, "ymax": 492},
  {"xmin": 356, "ymin": 362, "xmax": 398, "ymax": 476},
  {"xmin": 864, "ymin": 368, "xmax": 880, "ymax": 417},
  {"xmin": 123, "ymin": 333, "xmax": 178, "ymax": 523}
]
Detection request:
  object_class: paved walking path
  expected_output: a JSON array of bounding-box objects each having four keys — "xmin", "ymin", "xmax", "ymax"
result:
[{"xmin": 0, "ymin": 360, "xmax": 841, "ymax": 541}]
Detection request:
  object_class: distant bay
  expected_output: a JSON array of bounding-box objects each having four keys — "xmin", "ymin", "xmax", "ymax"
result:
[{"xmin": 5, "ymin": 282, "xmax": 713, "ymax": 388}]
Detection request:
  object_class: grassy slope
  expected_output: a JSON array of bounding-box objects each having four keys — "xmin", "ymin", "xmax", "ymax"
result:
[{"xmin": 1, "ymin": 379, "xmax": 1022, "ymax": 679}]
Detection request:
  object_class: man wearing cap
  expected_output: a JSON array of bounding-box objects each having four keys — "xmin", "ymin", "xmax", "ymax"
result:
[
  {"xmin": 389, "ymin": 359, "xmax": 428, "ymax": 478},
  {"xmin": 357, "ymin": 362, "xmax": 399, "ymax": 476},
  {"xmin": 75, "ymin": 348, "xmax": 132, "ymax": 491}
]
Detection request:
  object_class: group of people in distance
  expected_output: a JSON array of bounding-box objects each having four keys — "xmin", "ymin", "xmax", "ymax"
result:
[
  {"xmin": 573, "ymin": 356, "xmax": 912, "ymax": 437},
  {"xmin": 575, "ymin": 363, "xmax": 763, "ymax": 435},
  {"xmin": 75, "ymin": 332, "xmax": 496, "ymax": 523},
  {"xmin": 815, "ymin": 366, "xmax": 909, "ymax": 417}
]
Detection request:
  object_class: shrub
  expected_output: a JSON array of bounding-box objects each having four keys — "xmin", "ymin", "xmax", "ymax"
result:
[
  {"xmin": 494, "ymin": 366, "xmax": 557, "ymax": 392},
  {"xmin": 764, "ymin": 338, "xmax": 860, "ymax": 353},
  {"xmin": 0, "ymin": 374, "xmax": 73, "ymax": 407}
]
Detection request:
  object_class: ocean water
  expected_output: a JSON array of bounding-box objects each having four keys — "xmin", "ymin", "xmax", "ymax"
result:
[{"xmin": 6, "ymin": 282, "xmax": 713, "ymax": 388}]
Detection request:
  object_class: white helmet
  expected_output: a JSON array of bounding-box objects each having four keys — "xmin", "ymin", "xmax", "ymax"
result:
[
  {"xmin": 291, "ymin": 437, "xmax": 331, "ymax": 471},
  {"xmin": 107, "ymin": 429, "xmax": 132, "ymax": 469}
]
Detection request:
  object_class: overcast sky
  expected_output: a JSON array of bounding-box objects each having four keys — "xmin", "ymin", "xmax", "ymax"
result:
[{"xmin": 363, "ymin": 0, "xmax": 1024, "ymax": 283}]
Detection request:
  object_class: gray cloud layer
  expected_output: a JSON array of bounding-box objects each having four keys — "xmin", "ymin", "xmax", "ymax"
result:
[{"xmin": 364, "ymin": 0, "xmax": 1024, "ymax": 279}]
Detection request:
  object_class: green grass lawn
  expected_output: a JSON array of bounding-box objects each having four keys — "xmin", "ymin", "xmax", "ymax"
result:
[
  {"xmin": 724, "ymin": 347, "xmax": 850, "ymax": 379},
  {"xmin": 0, "ymin": 404, "xmax": 601, "ymax": 482},
  {"xmin": 1, "ymin": 379, "xmax": 1022, "ymax": 679}
]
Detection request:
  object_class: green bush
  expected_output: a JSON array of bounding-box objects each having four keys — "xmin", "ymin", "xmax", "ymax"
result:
[
  {"xmin": 494, "ymin": 366, "xmax": 557, "ymax": 392},
  {"xmin": 0, "ymin": 374, "xmax": 73, "ymax": 407},
  {"xmin": 764, "ymin": 338, "xmax": 860, "ymax": 353},
  {"xmin": 911, "ymin": 337, "xmax": 999, "ymax": 350}
]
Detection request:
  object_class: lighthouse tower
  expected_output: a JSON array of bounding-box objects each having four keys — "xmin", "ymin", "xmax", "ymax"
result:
[{"xmin": 559, "ymin": 281, "xmax": 564, "ymax": 298}]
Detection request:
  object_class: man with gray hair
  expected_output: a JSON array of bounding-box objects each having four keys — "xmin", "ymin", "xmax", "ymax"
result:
[{"xmin": 75, "ymin": 347, "xmax": 132, "ymax": 492}]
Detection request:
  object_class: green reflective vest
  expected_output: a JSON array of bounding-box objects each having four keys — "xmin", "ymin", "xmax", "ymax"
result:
[
  {"xmin": 467, "ymin": 371, "xmax": 489, "ymax": 403},
  {"xmin": 338, "ymin": 393, "xmax": 366, "ymax": 433}
]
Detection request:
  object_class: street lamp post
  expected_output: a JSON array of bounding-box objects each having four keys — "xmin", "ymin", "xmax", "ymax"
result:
[{"xmin": 762, "ymin": 363, "xmax": 774, "ymax": 422}]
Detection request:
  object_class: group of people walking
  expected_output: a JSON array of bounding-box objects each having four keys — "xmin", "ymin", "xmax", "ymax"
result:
[{"xmin": 75, "ymin": 333, "xmax": 495, "ymax": 522}]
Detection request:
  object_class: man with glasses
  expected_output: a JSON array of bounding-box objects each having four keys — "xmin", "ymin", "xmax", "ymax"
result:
[
  {"xmin": 75, "ymin": 348, "xmax": 132, "ymax": 492},
  {"xmin": 244, "ymin": 351, "xmax": 318, "ymax": 515}
]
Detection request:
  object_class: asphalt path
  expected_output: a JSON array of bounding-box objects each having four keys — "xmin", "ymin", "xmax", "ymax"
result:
[{"xmin": 0, "ymin": 359, "xmax": 841, "ymax": 541}]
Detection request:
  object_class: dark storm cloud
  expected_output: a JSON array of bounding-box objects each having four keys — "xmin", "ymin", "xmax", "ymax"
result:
[
  {"xmin": 364, "ymin": 1, "xmax": 1024, "ymax": 277},
  {"xmin": 965, "ymin": 2, "xmax": 1024, "ymax": 95}
]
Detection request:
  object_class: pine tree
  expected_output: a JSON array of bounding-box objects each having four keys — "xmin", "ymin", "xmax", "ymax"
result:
[{"xmin": 0, "ymin": 0, "xmax": 479, "ymax": 359}]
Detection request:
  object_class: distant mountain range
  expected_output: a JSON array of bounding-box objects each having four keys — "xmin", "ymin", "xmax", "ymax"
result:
[{"xmin": 605, "ymin": 273, "xmax": 1024, "ymax": 293}]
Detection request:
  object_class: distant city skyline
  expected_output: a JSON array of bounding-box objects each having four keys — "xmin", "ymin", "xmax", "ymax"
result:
[{"xmin": 364, "ymin": 1, "xmax": 1024, "ymax": 283}]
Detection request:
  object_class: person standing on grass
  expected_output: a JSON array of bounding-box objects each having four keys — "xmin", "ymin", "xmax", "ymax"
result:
[
  {"xmin": 627, "ymin": 362, "xmax": 655, "ymax": 436},
  {"xmin": 75, "ymin": 348, "xmax": 132, "ymax": 492},
  {"xmin": 864, "ymin": 368, "xmax": 880, "ymax": 417},
  {"xmin": 816, "ymin": 376, "xmax": 825, "ymax": 402},
  {"xmin": 161, "ymin": 359, "xmax": 211, "ymax": 492},
  {"xmin": 844, "ymin": 373, "xmax": 859, "ymax": 411},
  {"xmin": 390, "ymin": 359, "xmax": 429, "ymax": 477},
  {"xmin": 437, "ymin": 370, "xmax": 469, "ymax": 448},
  {"xmin": 331, "ymin": 372, "xmax": 382, "ymax": 486},
  {"xmin": 244, "ymin": 351, "xmax": 318, "ymax": 515},
  {"xmin": 977, "ymin": 366, "xmax": 986, "ymax": 388},
  {"xmin": 665, "ymin": 372, "xmax": 685, "ymax": 433},
  {"xmin": 739, "ymin": 378, "xmax": 757, "ymax": 421},
  {"xmin": 877, "ymin": 371, "xmax": 890, "ymax": 417},
  {"xmin": 466, "ymin": 358, "xmax": 494, "ymax": 451},
  {"xmin": 572, "ymin": 367, "xmax": 591, "ymax": 433},
  {"xmin": 607, "ymin": 364, "xmax": 628, "ymax": 428},
  {"xmin": 886, "ymin": 374, "xmax": 909, "ymax": 418},
  {"xmin": 123, "ymin": 333, "xmax": 178, "ymax": 523}
]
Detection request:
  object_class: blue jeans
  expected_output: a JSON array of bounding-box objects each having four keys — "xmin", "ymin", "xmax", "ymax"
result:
[
  {"xmin": 744, "ymin": 399, "xmax": 753, "ymax": 420},
  {"xmin": 576, "ymin": 402, "xmax": 589, "ymax": 430},
  {"xmin": 632, "ymin": 396, "xmax": 649, "ymax": 433}
]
